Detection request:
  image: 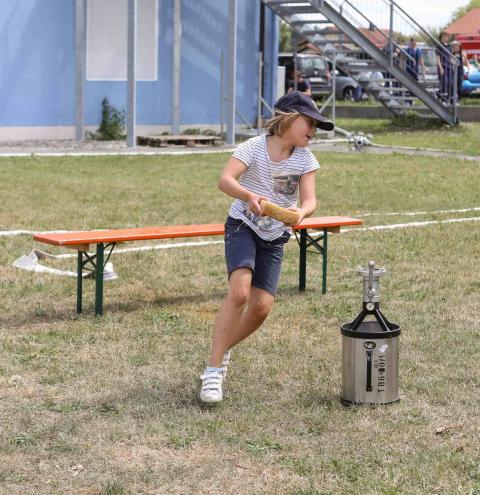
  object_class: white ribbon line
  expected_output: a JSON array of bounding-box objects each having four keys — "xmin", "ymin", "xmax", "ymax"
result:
[
  {"xmin": 13, "ymin": 249, "xmax": 117, "ymax": 279},
  {"xmin": 340, "ymin": 216, "xmax": 480, "ymax": 233},
  {"xmin": 0, "ymin": 229, "xmax": 100, "ymax": 237},
  {"xmin": 11, "ymin": 216, "xmax": 480, "ymax": 277},
  {"xmin": 2, "ymin": 207, "xmax": 480, "ymax": 238},
  {"xmin": 356, "ymin": 207, "xmax": 480, "ymax": 218},
  {"xmin": 13, "ymin": 250, "xmax": 79, "ymax": 277},
  {"xmin": 0, "ymin": 148, "xmax": 236, "ymax": 159}
]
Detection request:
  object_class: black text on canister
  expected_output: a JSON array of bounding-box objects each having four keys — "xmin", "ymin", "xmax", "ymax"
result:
[{"xmin": 341, "ymin": 261, "xmax": 401, "ymax": 405}]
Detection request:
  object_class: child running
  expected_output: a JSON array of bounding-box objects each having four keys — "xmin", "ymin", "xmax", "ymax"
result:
[{"xmin": 200, "ymin": 91, "xmax": 334, "ymax": 403}]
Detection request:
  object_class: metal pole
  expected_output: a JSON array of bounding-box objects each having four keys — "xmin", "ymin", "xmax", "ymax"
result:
[
  {"xmin": 75, "ymin": 0, "xmax": 85, "ymax": 141},
  {"xmin": 257, "ymin": 52, "xmax": 263, "ymax": 133},
  {"xmin": 226, "ymin": 0, "xmax": 237, "ymax": 145},
  {"xmin": 332, "ymin": 51, "xmax": 336, "ymax": 128},
  {"xmin": 299, "ymin": 230, "xmax": 307, "ymax": 291},
  {"xmin": 220, "ymin": 51, "xmax": 224, "ymax": 137},
  {"xmin": 389, "ymin": 1, "xmax": 394, "ymax": 69},
  {"xmin": 293, "ymin": 49, "xmax": 298, "ymax": 91},
  {"xmin": 172, "ymin": 0, "xmax": 181, "ymax": 135},
  {"xmin": 77, "ymin": 251, "xmax": 83, "ymax": 314},
  {"xmin": 127, "ymin": 0, "xmax": 137, "ymax": 148},
  {"xmin": 322, "ymin": 229, "xmax": 328, "ymax": 294},
  {"xmin": 453, "ymin": 64, "xmax": 458, "ymax": 122},
  {"xmin": 95, "ymin": 243, "xmax": 104, "ymax": 316}
]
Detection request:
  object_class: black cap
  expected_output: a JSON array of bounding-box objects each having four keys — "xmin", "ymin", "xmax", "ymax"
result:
[{"xmin": 274, "ymin": 91, "xmax": 335, "ymax": 131}]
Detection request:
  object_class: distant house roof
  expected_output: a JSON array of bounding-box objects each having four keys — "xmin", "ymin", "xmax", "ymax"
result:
[
  {"xmin": 359, "ymin": 28, "xmax": 390, "ymax": 48},
  {"xmin": 445, "ymin": 8, "xmax": 480, "ymax": 35},
  {"xmin": 317, "ymin": 25, "xmax": 390, "ymax": 48}
]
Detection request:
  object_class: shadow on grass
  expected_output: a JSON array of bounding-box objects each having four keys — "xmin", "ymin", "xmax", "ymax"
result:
[
  {"xmin": 0, "ymin": 290, "xmax": 228, "ymax": 329},
  {"xmin": 0, "ymin": 282, "xmax": 320, "ymax": 332}
]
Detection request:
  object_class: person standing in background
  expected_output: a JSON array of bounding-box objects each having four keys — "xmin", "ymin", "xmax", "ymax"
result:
[
  {"xmin": 287, "ymin": 70, "xmax": 312, "ymax": 96},
  {"xmin": 437, "ymin": 31, "xmax": 452, "ymax": 102},
  {"xmin": 451, "ymin": 40, "xmax": 468, "ymax": 101},
  {"xmin": 405, "ymin": 38, "xmax": 426, "ymax": 81}
]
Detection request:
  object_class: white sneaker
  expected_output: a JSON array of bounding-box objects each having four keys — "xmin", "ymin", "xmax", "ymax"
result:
[
  {"xmin": 221, "ymin": 350, "xmax": 232, "ymax": 378},
  {"xmin": 199, "ymin": 369, "xmax": 223, "ymax": 403}
]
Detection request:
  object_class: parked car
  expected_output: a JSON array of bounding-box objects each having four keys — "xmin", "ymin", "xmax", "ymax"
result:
[
  {"xmin": 417, "ymin": 46, "xmax": 439, "ymax": 88},
  {"xmin": 462, "ymin": 64, "xmax": 480, "ymax": 96},
  {"xmin": 326, "ymin": 62, "xmax": 360, "ymax": 100},
  {"xmin": 278, "ymin": 52, "xmax": 331, "ymax": 96}
]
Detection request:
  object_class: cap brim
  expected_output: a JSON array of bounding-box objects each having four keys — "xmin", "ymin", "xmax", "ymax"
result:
[{"xmin": 300, "ymin": 110, "xmax": 335, "ymax": 131}]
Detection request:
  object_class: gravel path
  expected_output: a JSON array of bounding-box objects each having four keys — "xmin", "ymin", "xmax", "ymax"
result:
[{"xmin": 1, "ymin": 138, "xmax": 479, "ymax": 161}]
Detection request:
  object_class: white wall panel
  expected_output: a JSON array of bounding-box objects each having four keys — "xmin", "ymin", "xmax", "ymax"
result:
[{"xmin": 87, "ymin": 0, "xmax": 158, "ymax": 81}]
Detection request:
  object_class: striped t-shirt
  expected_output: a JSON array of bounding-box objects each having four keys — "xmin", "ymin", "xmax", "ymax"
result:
[{"xmin": 229, "ymin": 134, "xmax": 320, "ymax": 241}]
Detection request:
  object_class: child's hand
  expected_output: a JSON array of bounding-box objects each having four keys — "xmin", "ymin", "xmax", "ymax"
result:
[
  {"xmin": 247, "ymin": 193, "xmax": 268, "ymax": 216},
  {"xmin": 285, "ymin": 207, "xmax": 306, "ymax": 225}
]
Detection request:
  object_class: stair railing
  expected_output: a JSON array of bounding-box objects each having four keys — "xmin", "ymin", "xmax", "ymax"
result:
[{"xmin": 322, "ymin": 0, "xmax": 459, "ymax": 116}]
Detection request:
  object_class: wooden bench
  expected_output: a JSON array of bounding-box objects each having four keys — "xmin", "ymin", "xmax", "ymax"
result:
[{"xmin": 33, "ymin": 216, "xmax": 362, "ymax": 316}]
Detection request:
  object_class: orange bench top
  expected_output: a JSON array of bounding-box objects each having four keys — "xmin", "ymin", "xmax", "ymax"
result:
[{"xmin": 33, "ymin": 216, "xmax": 362, "ymax": 247}]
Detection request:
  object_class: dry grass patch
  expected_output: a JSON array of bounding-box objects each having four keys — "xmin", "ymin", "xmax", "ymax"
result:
[{"xmin": 0, "ymin": 151, "xmax": 479, "ymax": 494}]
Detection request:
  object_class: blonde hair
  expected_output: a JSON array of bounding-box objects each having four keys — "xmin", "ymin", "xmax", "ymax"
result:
[{"xmin": 265, "ymin": 110, "xmax": 301, "ymax": 136}]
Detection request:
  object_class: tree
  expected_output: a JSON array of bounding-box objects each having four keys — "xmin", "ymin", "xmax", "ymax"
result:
[
  {"xmin": 450, "ymin": 0, "xmax": 480, "ymax": 23},
  {"xmin": 279, "ymin": 21, "xmax": 292, "ymax": 52}
]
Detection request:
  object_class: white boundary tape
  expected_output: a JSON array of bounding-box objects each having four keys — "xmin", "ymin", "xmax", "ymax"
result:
[
  {"xmin": 10, "ymin": 216, "xmax": 480, "ymax": 275},
  {"xmin": 13, "ymin": 249, "xmax": 118, "ymax": 279},
  {"xmin": 339, "ymin": 216, "xmax": 480, "ymax": 233},
  {"xmin": 2, "ymin": 206, "xmax": 480, "ymax": 238},
  {"xmin": 1, "ymin": 229, "xmax": 72, "ymax": 237},
  {"xmin": 0, "ymin": 229, "xmax": 103, "ymax": 237},
  {"xmin": 26, "ymin": 240, "xmax": 225, "ymax": 259},
  {"xmin": 356, "ymin": 206, "xmax": 480, "ymax": 217},
  {"xmin": 0, "ymin": 148, "xmax": 236, "ymax": 159}
]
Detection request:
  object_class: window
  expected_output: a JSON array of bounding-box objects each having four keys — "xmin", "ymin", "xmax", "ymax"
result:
[
  {"xmin": 87, "ymin": 0, "xmax": 158, "ymax": 81},
  {"xmin": 299, "ymin": 57, "xmax": 326, "ymax": 71}
]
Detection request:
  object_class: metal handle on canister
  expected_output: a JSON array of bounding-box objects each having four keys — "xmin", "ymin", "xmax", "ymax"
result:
[
  {"xmin": 366, "ymin": 350, "xmax": 373, "ymax": 392},
  {"xmin": 368, "ymin": 260, "xmax": 374, "ymax": 299}
]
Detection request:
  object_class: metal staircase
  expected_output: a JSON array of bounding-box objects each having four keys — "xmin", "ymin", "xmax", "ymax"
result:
[{"xmin": 263, "ymin": 0, "xmax": 459, "ymax": 125}]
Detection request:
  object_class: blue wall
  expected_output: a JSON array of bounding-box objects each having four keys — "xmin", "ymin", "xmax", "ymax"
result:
[
  {"xmin": 0, "ymin": 0, "xmax": 76, "ymax": 126},
  {"xmin": 0, "ymin": 0, "xmax": 279, "ymax": 129}
]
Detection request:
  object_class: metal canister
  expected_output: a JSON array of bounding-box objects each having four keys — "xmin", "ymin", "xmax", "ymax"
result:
[{"xmin": 340, "ymin": 261, "xmax": 401, "ymax": 405}]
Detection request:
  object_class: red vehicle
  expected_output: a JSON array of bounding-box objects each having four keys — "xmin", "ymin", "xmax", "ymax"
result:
[{"xmin": 455, "ymin": 35, "xmax": 480, "ymax": 60}]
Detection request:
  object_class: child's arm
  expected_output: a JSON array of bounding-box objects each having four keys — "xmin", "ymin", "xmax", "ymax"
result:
[
  {"xmin": 286, "ymin": 170, "xmax": 317, "ymax": 224},
  {"xmin": 218, "ymin": 157, "xmax": 267, "ymax": 216}
]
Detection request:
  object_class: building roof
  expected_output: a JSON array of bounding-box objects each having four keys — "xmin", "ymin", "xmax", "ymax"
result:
[
  {"xmin": 318, "ymin": 25, "xmax": 390, "ymax": 48},
  {"xmin": 445, "ymin": 8, "xmax": 480, "ymax": 35},
  {"xmin": 359, "ymin": 28, "xmax": 391, "ymax": 48}
]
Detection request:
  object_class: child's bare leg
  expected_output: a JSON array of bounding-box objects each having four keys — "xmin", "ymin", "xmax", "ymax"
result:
[
  {"xmin": 225, "ymin": 287, "xmax": 274, "ymax": 350},
  {"xmin": 208, "ymin": 268, "xmax": 252, "ymax": 367}
]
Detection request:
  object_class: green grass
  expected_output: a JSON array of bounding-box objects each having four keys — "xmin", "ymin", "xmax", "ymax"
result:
[
  {"xmin": 0, "ymin": 151, "xmax": 479, "ymax": 494},
  {"xmin": 335, "ymin": 118, "xmax": 480, "ymax": 155}
]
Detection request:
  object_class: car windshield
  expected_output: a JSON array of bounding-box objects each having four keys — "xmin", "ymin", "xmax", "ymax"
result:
[
  {"xmin": 422, "ymin": 49, "xmax": 437, "ymax": 67},
  {"xmin": 299, "ymin": 57, "xmax": 326, "ymax": 70}
]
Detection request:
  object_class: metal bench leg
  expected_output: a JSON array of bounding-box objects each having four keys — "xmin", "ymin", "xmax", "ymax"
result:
[
  {"xmin": 296, "ymin": 228, "xmax": 329, "ymax": 294},
  {"xmin": 95, "ymin": 243, "xmax": 104, "ymax": 316},
  {"xmin": 322, "ymin": 228, "xmax": 328, "ymax": 295},
  {"xmin": 77, "ymin": 251, "xmax": 83, "ymax": 313},
  {"xmin": 299, "ymin": 229, "xmax": 307, "ymax": 291}
]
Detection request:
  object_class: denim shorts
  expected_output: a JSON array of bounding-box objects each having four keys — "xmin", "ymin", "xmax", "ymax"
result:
[{"xmin": 224, "ymin": 216, "xmax": 290, "ymax": 296}]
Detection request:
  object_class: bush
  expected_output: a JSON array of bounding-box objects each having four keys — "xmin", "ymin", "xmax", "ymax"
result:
[{"xmin": 88, "ymin": 98, "xmax": 126, "ymax": 141}]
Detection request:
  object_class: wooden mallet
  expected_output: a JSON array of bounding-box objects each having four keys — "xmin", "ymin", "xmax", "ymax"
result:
[{"xmin": 260, "ymin": 200, "xmax": 301, "ymax": 225}]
